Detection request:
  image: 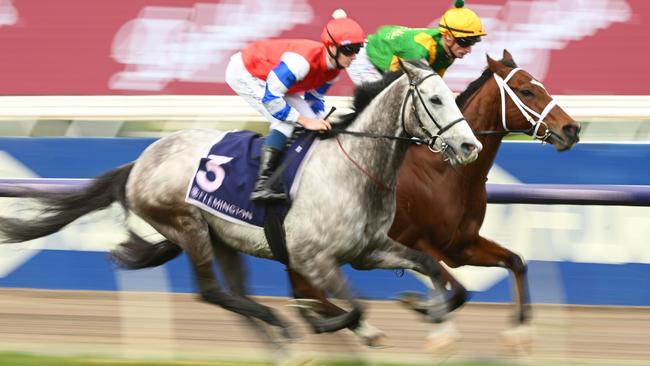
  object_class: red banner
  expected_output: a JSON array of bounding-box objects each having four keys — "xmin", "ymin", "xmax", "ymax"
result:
[{"xmin": 0, "ymin": 0, "xmax": 646, "ymax": 95}]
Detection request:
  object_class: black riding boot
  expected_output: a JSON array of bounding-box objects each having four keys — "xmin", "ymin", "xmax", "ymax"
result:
[{"xmin": 250, "ymin": 146, "xmax": 288, "ymax": 202}]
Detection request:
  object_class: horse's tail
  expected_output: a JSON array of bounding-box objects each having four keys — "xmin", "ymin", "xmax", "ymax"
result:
[
  {"xmin": 109, "ymin": 234, "xmax": 182, "ymax": 270},
  {"xmin": 0, "ymin": 163, "xmax": 134, "ymax": 243}
]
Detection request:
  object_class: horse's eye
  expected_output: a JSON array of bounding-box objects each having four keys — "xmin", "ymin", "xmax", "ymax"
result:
[
  {"xmin": 429, "ymin": 96, "xmax": 442, "ymax": 105},
  {"xmin": 520, "ymin": 89, "xmax": 534, "ymax": 99}
]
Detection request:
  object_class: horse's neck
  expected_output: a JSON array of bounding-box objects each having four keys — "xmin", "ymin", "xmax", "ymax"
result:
[
  {"xmin": 346, "ymin": 82, "xmax": 411, "ymax": 182},
  {"xmin": 462, "ymin": 80, "xmax": 505, "ymax": 181},
  {"xmin": 352, "ymin": 81, "xmax": 406, "ymax": 137}
]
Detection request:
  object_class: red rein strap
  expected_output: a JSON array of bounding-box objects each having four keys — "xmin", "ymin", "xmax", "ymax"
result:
[{"xmin": 335, "ymin": 135, "xmax": 392, "ymax": 192}]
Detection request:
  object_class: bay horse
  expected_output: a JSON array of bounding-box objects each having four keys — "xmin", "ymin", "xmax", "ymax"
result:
[
  {"xmin": 285, "ymin": 50, "xmax": 580, "ymax": 345},
  {"xmin": 0, "ymin": 61, "xmax": 482, "ymax": 343}
]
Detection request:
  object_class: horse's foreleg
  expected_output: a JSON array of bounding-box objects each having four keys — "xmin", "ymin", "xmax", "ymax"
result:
[
  {"xmin": 355, "ymin": 236, "xmax": 466, "ymax": 351},
  {"xmin": 452, "ymin": 236, "xmax": 531, "ymax": 324},
  {"xmin": 191, "ymin": 258, "xmax": 294, "ymax": 341},
  {"xmin": 287, "ymin": 269, "xmax": 347, "ymax": 323},
  {"xmin": 290, "ymin": 253, "xmax": 363, "ymax": 334},
  {"xmin": 400, "ymin": 266, "xmax": 468, "ymax": 316},
  {"xmin": 356, "ymin": 236, "xmax": 464, "ymax": 323},
  {"xmin": 406, "ymin": 238, "xmax": 469, "ymax": 313},
  {"xmin": 286, "ymin": 267, "xmax": 386, "ymax": 345}
]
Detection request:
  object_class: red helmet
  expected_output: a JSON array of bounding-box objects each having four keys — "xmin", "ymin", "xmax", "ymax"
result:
[{"xmin": 320, "ymin": 9, "xmax": 366, "ymax": 47}]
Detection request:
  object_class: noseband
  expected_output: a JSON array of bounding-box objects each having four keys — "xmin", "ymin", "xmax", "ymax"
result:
[{"xmin": 400, "ymin": 72, "xmax": 466, "ymax": 153}]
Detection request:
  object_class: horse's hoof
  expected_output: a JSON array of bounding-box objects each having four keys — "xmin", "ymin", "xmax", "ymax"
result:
[
  {"xmin": 280, "ymin": 325, "xmax": 299, "ymax": 341},
  {"xmin": 500, "ymin": 324, "xmax": 535, "ymax": 354},
  {"xmin": 354, "ymin": 321, "xmax": 389, "ymax": 348},
  {"xmin": 366, "ymin": 334, "xmax": 389, "ymax": 349},
  {"xmin": 424, "ymin": 321, "xmax": 460, "ymax": 353}
]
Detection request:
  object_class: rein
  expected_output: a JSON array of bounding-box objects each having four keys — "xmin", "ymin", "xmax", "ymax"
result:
[
  {"xmin": 331, "ymin": 70, "xmax": 465, "ymax": 192},
  {"xmin": 329, "ymin": 72, "xmax": 464, "ymax": 151},
  {"xmin": 328, "ymin": 127, "xmax": 427, "ymax": 144},
  {"xmin": 335, "ymin": 135, "xmax": 392, "ymax": 192}
]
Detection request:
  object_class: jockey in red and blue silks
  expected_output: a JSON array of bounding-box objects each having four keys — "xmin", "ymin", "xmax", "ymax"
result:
[{"xmin": 225, "ymin": 9, "xmax": 366, "ymax": 202}]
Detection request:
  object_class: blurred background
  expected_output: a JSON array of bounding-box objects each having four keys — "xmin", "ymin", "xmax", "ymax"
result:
[{"xmin": 0, "ymin": 0, "xmax": 648, "ymax": 365}]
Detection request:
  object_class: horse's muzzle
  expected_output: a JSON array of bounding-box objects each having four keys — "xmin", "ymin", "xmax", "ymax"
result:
[
  {"xmin": 460, "ymin": 142, "xmax": 481, "ymax": 163},
  {"xmin": 550, "ymin": 123, "xmax": 581, "ymax": 151},
  {"xmin": 440, "ymin": 139, "xmax": 482, "ymax": 166}
]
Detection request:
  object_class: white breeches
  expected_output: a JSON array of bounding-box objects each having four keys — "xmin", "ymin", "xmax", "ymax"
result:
[{"xmin": 225, "ymin": 52, "xmax": 317, "ymax": 138}]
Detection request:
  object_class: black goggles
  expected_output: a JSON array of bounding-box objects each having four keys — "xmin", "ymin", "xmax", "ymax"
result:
[
  {"xmin": 455, "ymin": 36, "xmax": 480, "ymax": 48},
  {"xmin": 338, "ymin": 43, "xmax": 362, "ymax": 56}
]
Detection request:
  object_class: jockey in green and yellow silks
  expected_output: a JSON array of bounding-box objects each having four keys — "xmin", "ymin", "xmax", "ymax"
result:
[
  {"xmin": 366, "ymin": 26, "xmax": 453, "ymax": 77},
  {"xmin": 347, "ymin": 0, "xmax": 486, "ymax": 85}
]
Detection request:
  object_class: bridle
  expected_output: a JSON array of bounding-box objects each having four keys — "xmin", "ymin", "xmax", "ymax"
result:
[
  {"xmin": 331, "ymin": 70, "xmax": 466, "ymax": 154},
  {"xmin": 474, "ymin": 67, "xmax": 557, "ymax": 142},
  {"xmin": 326, "ymin": 69, "xmax": 467, "ymax": 191},
  {"xmin": 400, "ymin": 72, "xmax": 466, "ymax": 153}
]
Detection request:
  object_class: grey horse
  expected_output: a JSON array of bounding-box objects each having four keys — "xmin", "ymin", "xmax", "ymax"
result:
[{"xmin": 0, "ymin": 61, "xmax": 482, "ymax": 342}]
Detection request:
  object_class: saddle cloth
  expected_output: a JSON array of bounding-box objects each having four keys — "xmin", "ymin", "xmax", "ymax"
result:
[{"xmin": 185, "ymin": 130, "xmax": 316, "ymax": 227}]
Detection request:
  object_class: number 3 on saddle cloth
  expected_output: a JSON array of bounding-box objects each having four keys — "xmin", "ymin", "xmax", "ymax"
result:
[{"xmin": 185, "ymin": 130, "xmax": 316, "ymax": 264}]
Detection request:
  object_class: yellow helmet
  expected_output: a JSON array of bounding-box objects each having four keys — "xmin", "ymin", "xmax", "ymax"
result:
[{"xmin": 439, "ymin": 0, "xmax": 486, "ymax": 38}]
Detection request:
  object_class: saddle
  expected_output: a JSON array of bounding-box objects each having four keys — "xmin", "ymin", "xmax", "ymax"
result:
[{"xmin": 185, "ymin": 129, "xmax": 317, "ymax": 264}]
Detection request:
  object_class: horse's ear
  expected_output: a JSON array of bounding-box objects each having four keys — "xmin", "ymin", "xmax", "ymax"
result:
[
  {"xmin": 486, "ymin": 53, "xmax": 503, "ymax": 74},
  {"xmin": 398, "ymin": 58, "xmax": 417, "ymax": 82},
  {"xmin": 502, "ymin": 49, "xmax": 514, "ymax": 63}
]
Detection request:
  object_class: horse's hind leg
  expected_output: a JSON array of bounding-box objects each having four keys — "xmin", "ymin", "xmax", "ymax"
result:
[
  {"xmin": 208, "ymin": 238, "xmax": 296, "ymax": 345},
  {"xmin": 140, "ymin": 210, "xmax": 292, "ymax": 337}
]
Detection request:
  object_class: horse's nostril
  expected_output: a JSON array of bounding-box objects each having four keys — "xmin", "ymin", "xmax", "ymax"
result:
[
  {"xmin": 461, "ymin": 143, "xmax": 478, "ymax": 155},
  {"xmin": 563, "ymin": 124, "xmax": 580, "ymax": 137}
]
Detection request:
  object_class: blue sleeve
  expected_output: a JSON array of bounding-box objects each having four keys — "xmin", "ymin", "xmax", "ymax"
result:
[
  {"xmin": 261, "ymin": 52, "xmax": 311, "ymax": 123},
  {"xmin": 304, "ymin": 81, "xmax": 334, "ymax": 117}
]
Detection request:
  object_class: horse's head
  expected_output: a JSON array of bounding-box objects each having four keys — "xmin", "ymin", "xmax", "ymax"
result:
[
  {"xmin": 399, "ymin": 60, "xmax": 482, "ymax": 165},
  {"xmin": 487, "ymin": 50, "xmax": 580, "ymax": 151}
]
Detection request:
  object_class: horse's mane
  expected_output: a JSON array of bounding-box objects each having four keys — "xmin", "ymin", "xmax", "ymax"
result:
[
  {"xmin": 331, "ymin": 57, "xmax": 517, "ymax": 130},
  {"xmin": 455, "ymin": 57, "xmax": 518, "ymax": 109},
  {"xmin": 335, "ymin": 60, "xmax": 431, "ymax": 129}
]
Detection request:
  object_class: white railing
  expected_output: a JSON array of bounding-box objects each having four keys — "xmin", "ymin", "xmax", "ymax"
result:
[{"xmin": 0, "ymin": 95, "xmax": 648, "ymax": 122}]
